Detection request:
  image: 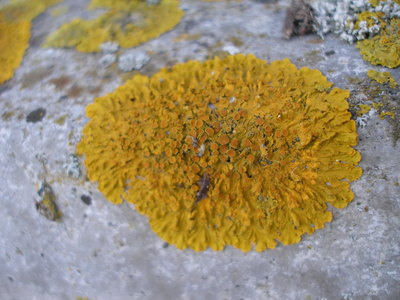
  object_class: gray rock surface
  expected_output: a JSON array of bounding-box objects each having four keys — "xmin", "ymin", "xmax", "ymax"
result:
[
  {"xmin": 99, "ymin": 54, "xmax": 117, "ymax": 69},
  {"xmin": 0, "ymin": 0, "xmax": 399, "ymax": 299},
  {"xmin": 118, "ymin": 51, "xmax": 151, "ymax": 72}
]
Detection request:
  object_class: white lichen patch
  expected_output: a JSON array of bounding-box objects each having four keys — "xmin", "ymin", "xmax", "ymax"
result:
[
  {"xmin": 118, "ymin": 51, "xmax": 150, "ymax": 72},
  {"xmin": 311, "ymin": 0, "xmax": 400, "ymax": 43},
  {"xmin": 356, "ymin": 108, "xmax": 377, "ymax": 128},
  {"xmin": 222, "ymin": 44, "xmax": 240, "ymax": 55},
  {"xmin": 99, "ymin": 54, "xmax": 116, "ymax": 68},
  {"xmin": 63, "ymin": 154, "xmax": 81, "ymax": 179}
]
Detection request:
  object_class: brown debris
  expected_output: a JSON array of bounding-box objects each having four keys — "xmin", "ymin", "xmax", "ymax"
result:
[
  {"xmin": 283, "ymin": 0, "xmax": 315, "ymax": 39},
  {"xmin": 195, "ymin": 174, "xmax": 210, "ymax": 203}
]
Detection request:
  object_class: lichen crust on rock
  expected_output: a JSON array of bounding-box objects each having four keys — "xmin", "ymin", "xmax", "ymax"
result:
[
  {"xmin": 43, "ymin": 0, "xmax": 184, "ymax": 52},
  {"xmin": 367, "ymin": 69, "xmax": 398, "ymax": 87},
  {"xmin": 77, "ymin": 54, "xmax": 362, "ymax": 252},
  {"xmin": 356, "ymin": 18, "xmax": 400, "ymax": 68},
  {"xmin": 0, "ymin": 16, "xmax": 30, "ymax": 84}
]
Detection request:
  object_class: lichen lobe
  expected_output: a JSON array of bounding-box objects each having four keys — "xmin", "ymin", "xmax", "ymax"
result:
[{"xmin": 44, "ymin": 0, "xmax": 184, "ymax": 52}]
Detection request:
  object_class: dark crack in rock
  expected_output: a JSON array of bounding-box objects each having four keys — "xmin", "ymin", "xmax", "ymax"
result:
[
  {"xmin": 26, "ymin": 108, "xmax": 46, "ymax": 123},
  {"xmin": 80, "ymin": 194, "xmax": 92, "ymax": 205}
]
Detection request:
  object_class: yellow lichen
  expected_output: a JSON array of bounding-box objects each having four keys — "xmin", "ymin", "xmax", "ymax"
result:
[
  {"xmin": 43, "ymin": 0, "xmax": 183, "ymax": 52},
  {"xmin": 77, "ymin": 54, "xmax": 362, "ymax": 252},
  {"xmin": 0, "ymin": 16, "xmax": 30, "ymax": 84},
  {"xmin": 372, "ymin": 102, "xmax": 384, "ymax": 109},
  {"xmin": 367, "ymin": 69, "xmax": 398, "ymax": 88},
  {"xmin": 369, "ymin": 0, "xmax": 400, "ymax": 8},
  {"xmin": 379, "ymin": 111, "xmax": 395, "ymax": 119},
  {"xmin": 356, "ymin": 18, "xmax": 400, "ymax": 68},
  {"xmin": 0, "ymin": 0, "xmax": 62, "ymax": 22},
  {"xmin": 0, "ymin": 0, "xmax": 61, "ymax": 84},
  {"xmin": 357, "ymin": 104, "xmax": 372, "ymax": 116},
  {"xmin": 352, "ymin": 11, "xmax": 386, "ymax": 30}
]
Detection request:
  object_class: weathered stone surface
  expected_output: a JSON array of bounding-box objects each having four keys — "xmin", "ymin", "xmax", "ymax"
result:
[{"xmin": 0, "ymin": 1, "xmax": 399, "ymax": 299}]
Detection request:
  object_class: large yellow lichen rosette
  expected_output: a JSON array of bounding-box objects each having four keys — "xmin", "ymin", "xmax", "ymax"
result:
[{"xmin": 77, "ymin": 54, "xmax": 362, "ymax": 252}]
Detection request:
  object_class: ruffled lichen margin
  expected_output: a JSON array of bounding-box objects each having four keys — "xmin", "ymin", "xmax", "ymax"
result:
[{"xmin": 77, "ymin": 54, "xmax": 362, "ymax": 252}]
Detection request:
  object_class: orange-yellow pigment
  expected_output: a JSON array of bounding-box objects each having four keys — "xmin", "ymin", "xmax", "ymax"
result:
[{"xmin": 78, "ymin": 54, "xmax": 362, "ymax": 252}]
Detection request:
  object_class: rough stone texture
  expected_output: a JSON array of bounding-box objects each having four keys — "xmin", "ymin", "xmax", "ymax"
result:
[
  {"xmin": 118, "ymin": 51, "xmax": 150, "ymax": 72},
  {"xmin": 0, "ymin": 0, "xmax": 399, "ymax": 299}
]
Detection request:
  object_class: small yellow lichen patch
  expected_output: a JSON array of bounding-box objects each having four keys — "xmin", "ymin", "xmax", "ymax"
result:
[
  {"xmin": 357, "ymin": 18, "xmax": 400, "ymax": 68},
  {"xmin": 372, "ymin": 102, "xmax": 384, "ymax": 109},
  {"xmin": 0, "ymin": 0, "xmax": 62, "ymax": 84},
  {"xmin": 44, "ymin": 0, "xmax": 184, "ymax": 52},
  {"xmin": 367, "ymin": 70, "xmax": 398, "ymax": 88},
  {"xmin": 78, "ymin": 54, "xmax": 362, "ymax": 252},
  {"xmin": 369, "ymin": 0, "xmax": 380, "ymax": 6},
  {"xmin": 357, "ymin": 104, "xmax": 372, "ymax": 116},
  {"xmin": 379, "ymin": 111, "xmax": 395, "ymax": 119}
]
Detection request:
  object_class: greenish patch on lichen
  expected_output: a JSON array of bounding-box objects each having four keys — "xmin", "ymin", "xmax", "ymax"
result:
[
  {"xmin": 2, "ymin": 111, "xmax": 15, "ymax": 121},
  {"xmin": 54, "ymin": 115, "xmax": 67, "ymax": 125},
  {"xmin": 229, "ymin": 36, "xmax": 244, "ymax": 47},
  {"xmin": 36, "ymin": 182, "xmax": 62, "ymax": 221}
]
